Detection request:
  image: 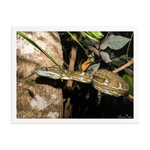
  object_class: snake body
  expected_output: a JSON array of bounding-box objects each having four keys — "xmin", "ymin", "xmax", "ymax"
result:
[{"xmin": 35, "ymin": 66, "xmax": 129, "ymax": 97}]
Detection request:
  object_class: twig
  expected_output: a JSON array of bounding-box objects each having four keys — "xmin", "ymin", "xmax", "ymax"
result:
[
  {"xmin": 104, "ymin": 32, "xmax": 110, "ymax": 42},
  {"xmin": 126, "ymin": 33, "xmax": 133, "ymax": 62},
  {"xmin": 113, "ymin": 58, "xmax": 134, "ymax": 73},
  {"xmin": 67, "ymin": 32, "xmax": 77, "ymax": 87},
  {"xmin": 127, "ymin": 94, "xmax": 134, "ymax": 102},
  {"xmin": 113, "ymin": 58, "xmax": 134, "ymax": 101},
  {"xmin": 64, "ymin": 97, "xmax": 72, "ymax": 118},
  {"xmin": 64, "ymin": 33, "xmax": 77, "ymax": 118},
  {"xmin": 125, "ymin": 32, "xmax": 128, "ymax": 37}
]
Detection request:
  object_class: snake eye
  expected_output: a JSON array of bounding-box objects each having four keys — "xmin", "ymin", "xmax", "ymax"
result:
[{"xmin": 45, "ymin": 68, "xmax": 48, "ymax": 71}]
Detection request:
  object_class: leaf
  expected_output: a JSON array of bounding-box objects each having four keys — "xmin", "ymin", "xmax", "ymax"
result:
[
  {"xmin": 89, "ymin": 57, "xmax": 95, "ymax": 62},
  {"xmin": 26, "ymin": 77, "xmax": 34, "ymax": 87},
  {"xmin": 119, "ymin": 55, "xmax": 127, "ymax": 60},
  {"xmin": 107, "ymin": 35, "xmax": 130, "ymax": 50},
  {"xmin": 87, "ymin": 46, "xmax": 100, "ymax": 56},
  {"xmin": 112, "ymin": 57, "xmax": 120, "ymax": 61},
  {"xmin": 100, "ymin": 51, "xmax": 112, "ymax": 63},
  {"xmin": 89, "ymin": 52, "xmax": 95, "ymax": 62},
  {"xmin": 95, "ymin": 41, "xmax": 100, "ymax": 49},
  {"xmin": 88, "ymin": 54, "xmax": 93, "ymax": 58},
  {"xmin": 100, "ymin": 40, "xmax": 108, "ymax": 50},
  {"xmin": 82, "ymin": 39, "xmax": 95, "ymax": 47},
  {"xmin": 81, "ymin": 32, "xmax": 99, "ymax": 42},
  {"xmin": 112, "ymin": 60, "xmax": 126, "ymax": 67},
  {"xmin": 124, "ymin": 68, "xmax": 133, "ymax": 76},
  {"xmin": 81, "ymin": 32, "xmax": 103, "ymax": 47},
  {"xmin": 26, "ymin": 77, "xmax": 37, "ymax": 93},
  {"xmin": 87, "ymin": 32, "xmax": 103, "ymax": 39},
  {"xmin": 81, "ymin": 52, "xmax": 95, "ymax": 71},
  {"xmin": 86, "ymin": 63, "xmax": 100, "ymax": 74},
  {"xmin": 81, "ymin": 59, "xmax": 92, "ymax": 71},
  {"xmin": 122, "ymin": 74, "xmax": 133, "ymax": 95},
  {"xmin": 17, "ymin": 73, "xmax": 35, "ymax": 82},
  {"xmin": 97, "ymin": 32, "xmax": 104, "ymax": 37},
  {"xmin": 111, "ymin": 56, "xmax": 128, "ymax": 67},
  {"xmin": 119, "ymin": 55, "xmax": 132, "ymax": 61}
]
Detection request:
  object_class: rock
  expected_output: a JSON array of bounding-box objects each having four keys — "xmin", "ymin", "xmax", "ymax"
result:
[{"xmin": 17, "ymin": 32, "xmax": 63, "ymax": 118}]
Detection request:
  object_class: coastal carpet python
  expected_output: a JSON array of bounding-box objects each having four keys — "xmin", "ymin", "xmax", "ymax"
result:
[{"xmin": 35, "ymin": 66, "xmax": 129, "ymax": 97}]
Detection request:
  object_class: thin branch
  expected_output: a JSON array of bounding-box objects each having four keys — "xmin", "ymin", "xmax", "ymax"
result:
[
  {"xmin": 103, "ymin": 32, "xmax": 110, "ymax": 42},
  {"xmin": 113, "ymin": 58, "xmax": 134, "ymax": 73},
  {"xmin": 67, "ymin": 33, "xmax": 77, "ymax": 87},
  {"xmin": 113, "ymin": 58, "xmax": 134, "ymax": 101},
  {"xmin": 64, "ymin": 33, "xmax": 77, "ymax": 118},
  {"xmin": 126, "ymin": 33, "xmax": 133, "ymax": 62},
  {"xmin": 127, "ymin": 95, "xmax": 134, "ymax": 102}
]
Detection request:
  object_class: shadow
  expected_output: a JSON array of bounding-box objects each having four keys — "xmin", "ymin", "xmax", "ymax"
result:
[
  {"xmin": 23, "ymin": 89, "xmax": 35, "ymax": 98},
  {"xmin": 36, "ymin": 35, "xmax": 45, "ymax": 41},
  {"xmin": 48, "ymin": 32, "xmax": 60, "ymax": 43},
  {"xmin": 35, "ymin": 76, "xmax": 62, "ymax": 89},
  {"xmin": 17, "ymin": 55, "xmax": 41, "ymax": 66}
]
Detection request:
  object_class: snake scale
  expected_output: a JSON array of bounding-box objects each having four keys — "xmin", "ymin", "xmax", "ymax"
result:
[{"xmin": 35, "ymin": 66, "xmax": 129, "ymax": 97}]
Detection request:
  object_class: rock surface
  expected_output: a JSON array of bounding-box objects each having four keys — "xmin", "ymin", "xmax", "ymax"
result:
[{"xmin": 17, "ymin": 32, "xmax": 63, "ymax": 118}]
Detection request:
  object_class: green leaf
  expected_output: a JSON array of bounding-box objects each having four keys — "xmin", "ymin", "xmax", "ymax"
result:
[
  {"xmin": 17, "ymin": 73, "xmax": 35, "ymax": 82},
  {"xmin": 80, "ymin": 32, "xmax": 99, "ymax": 46},
  {"xmin": 97, "ymin": 31, "xmax": 104, "ymax": 37},
  {"xmin": 26, "ymin": 77, "xmax": 34, "ymax": 87},
  {"xmin": 26, "ymin": 77, "xmax": 38, "ymax": 93},
  {"xmin": 87, "ymin": 31, "xmax": 103, "ymax": 39},
  {"xmin": 81, "ymin": 32, "xmax": 99, "ymax": 42},
  {"xmin": 119, "ymin": 55, "xmax": 127, "ymax": 60},
  {"xmin": 119, "ymin": 55, "xmax": 132, "ymax": 61},
  {"xmin": 17, "ymin": 32, "xmax": 69, "ymax": 78},
  {"xmin": 107, "ymin": 35, "xmax": 130, "ymax": 50},
  {"xmin": 88, "ymin": 54, "xmax": 93, "ymax": 58},
  {"xmin": 110, "ymin": 63, "xmax": 115, "ymax": 71},
  {"xmin": 122, "ymin": 74, "xmax": 133, "ymax": 95},
  {"xmin": 112, "ymin": 60, "xmax": 126, "ymax": 67},
  {"xmin": 89, "ymin": 57, "xmax": 95, "ymax": 62}
]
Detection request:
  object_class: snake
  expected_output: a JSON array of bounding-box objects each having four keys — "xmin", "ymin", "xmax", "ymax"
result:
[{"xmin": 35, "ymin": 66, "xmax": 129, "ymax": 97}]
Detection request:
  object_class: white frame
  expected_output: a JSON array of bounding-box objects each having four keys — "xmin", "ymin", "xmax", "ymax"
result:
[{"xmin": 9, "ymin": 24, "xmax": 141, "ymax": 126}]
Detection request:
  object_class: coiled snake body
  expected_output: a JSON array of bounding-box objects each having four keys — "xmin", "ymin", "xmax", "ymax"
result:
[{"xmin": 35, "ymin": 66, "xmax": 129, "ymax": 97}]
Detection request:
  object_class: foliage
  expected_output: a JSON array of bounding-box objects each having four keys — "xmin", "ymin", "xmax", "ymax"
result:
[
  {"xmin": 68, "ymin": 31, "xmax": 104, "ymax": 58},
  {"xmin": 122, "ymin": 74, "xmax": 133, "ymax": 95},
  {"xmin": 67, "ymin": 31, "xmax": 134, "ymax": 98},
  {"xmin": 107, "ymin": 34, "xmax": 130, "ymax": 50},
  {"xmin": 75, "ymin": 32, "xmax": 133, "ymax": 118},
  {"xmin": 80, "ymin": 31, "xmax": 103, "ymax": 43}
]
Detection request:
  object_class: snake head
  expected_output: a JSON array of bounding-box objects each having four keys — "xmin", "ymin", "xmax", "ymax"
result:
[{"xmin": 35, "ymin": 67, "xmax": 62, "ymax": 79}]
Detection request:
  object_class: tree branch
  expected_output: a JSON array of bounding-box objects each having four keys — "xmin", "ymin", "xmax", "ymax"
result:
[
  {"xmin": 66, "ymin": 33, "xmax": 77, "ymax": 87},
  {"xmin": 113, "ymin": 58, "xmax": 134, "ymax": 73},
  {"xmin": 113, "ymin": 58, "xmax": 134, "ymax": 102}
]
